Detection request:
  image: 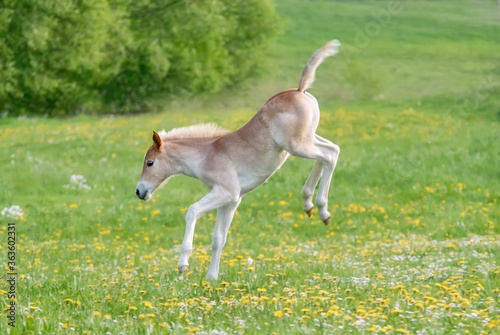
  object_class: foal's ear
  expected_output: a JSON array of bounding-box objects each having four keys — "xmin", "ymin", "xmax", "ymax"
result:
[{"xmin": 152, "ymin": 131, "xmax": 162, "ymax": 150}]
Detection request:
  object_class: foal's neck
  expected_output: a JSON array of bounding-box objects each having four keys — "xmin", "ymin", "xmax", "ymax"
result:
[{"xmin": 166, "ymin": 136, "xmax": 221, "ymax": 178}]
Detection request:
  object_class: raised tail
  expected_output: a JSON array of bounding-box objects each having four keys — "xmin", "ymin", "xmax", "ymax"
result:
[{"xmin": 298, "ymin": 39, "xmax": 341, "ymax": 93}]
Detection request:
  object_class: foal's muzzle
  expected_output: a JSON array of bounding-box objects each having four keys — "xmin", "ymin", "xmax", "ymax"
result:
[{"xmin": 135, "ymin": 184, "xmax": 152, "ymax": 201}]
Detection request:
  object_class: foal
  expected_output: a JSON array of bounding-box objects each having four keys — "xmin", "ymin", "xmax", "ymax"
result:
[{"xmin": 136, "ymin": 40, "xmax": 341, "ymax": 280}]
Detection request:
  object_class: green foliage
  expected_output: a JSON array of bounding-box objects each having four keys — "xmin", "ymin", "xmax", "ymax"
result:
[{"xmin": 0, "ymin": 0, "xmax": 282, "ymax": 116}]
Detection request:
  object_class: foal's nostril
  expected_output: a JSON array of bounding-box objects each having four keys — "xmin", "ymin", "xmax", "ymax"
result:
[{"xmin": 136, "ymin": 189, "xmax": 140, "ymax": 197}]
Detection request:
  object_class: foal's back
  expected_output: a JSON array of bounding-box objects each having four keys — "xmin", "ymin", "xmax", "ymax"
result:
[{"xmin": 213, "ymin": 89, "xmax": 320, "ymax": 194}]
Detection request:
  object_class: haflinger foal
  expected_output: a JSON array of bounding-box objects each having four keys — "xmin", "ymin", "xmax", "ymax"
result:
[{"xmin": 136, "ymin": 40, "xmax": 341, "ymax": 280}]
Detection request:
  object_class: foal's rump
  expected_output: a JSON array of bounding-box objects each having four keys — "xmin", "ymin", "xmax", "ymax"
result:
[{"xmin": 263, "ymin": 90, "xmax": 321, "ymax": 152}]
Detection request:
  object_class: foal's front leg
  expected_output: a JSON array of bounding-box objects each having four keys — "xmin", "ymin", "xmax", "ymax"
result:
[
  {"xmin": 178, "ymin": 186, "xmax": 238, "ymax": 274},
  {"xmin": 206, "ymin": 199, "xmax": 241, "ymax": 280}
]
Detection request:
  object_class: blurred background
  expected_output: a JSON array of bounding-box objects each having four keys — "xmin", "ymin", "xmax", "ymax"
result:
[
  {"xmin": 1, "ymin": 0, "xmax": 499, "ymax": 227},
  {"xmin": 1, "ymin": 0, "xmax": 498, "ymax": 117},
  {"xmin": 1, "ymin": 0, "xmax": 499, "ymax": 237}
]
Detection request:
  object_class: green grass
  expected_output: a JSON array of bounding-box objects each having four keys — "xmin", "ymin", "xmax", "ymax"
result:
[{"xmin": 1, "ymin": 0, "xmax": 499, "ymax": 334}]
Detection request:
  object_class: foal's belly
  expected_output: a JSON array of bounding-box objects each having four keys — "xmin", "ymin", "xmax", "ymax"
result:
[{"xmin": 238, "ymin": 149, "xmax": 289, "ymax": 195}]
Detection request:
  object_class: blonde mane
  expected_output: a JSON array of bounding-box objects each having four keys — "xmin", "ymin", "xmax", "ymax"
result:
[{"xmin": 158, "ymin": 123, "xmax": 230, "ymax": 140}]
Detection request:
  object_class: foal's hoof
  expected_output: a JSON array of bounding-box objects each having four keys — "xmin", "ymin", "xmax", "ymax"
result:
[
  {"xmin": 323, "ymin": 217, "xmax": 330, "ymax": 225},
  {"xmin": 305, "ymin": 207, "xmax": 314, "ymax": 217},
  {"xmin": 206, "ymin": 273, "xmax": 218, "ymax": 281},
  {"xmin": 178, "ymin": 265, "xmax": 188, "ymax": 274}
]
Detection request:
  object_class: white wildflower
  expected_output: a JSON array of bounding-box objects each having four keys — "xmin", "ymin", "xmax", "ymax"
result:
[
  {"xmin": 1, "ymin": 205, "xmax": 24, "ymax": 219},
  {"xmin": 64, "ymin": 174, "xmax": 91, "ymax": 190}
]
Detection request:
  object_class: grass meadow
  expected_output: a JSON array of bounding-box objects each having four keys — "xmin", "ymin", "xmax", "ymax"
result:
[{"xmin": 1, "ymin": 0, "xmax": 499, "ymax": 334}]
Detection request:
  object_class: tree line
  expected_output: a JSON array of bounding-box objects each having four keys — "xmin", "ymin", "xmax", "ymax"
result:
[{"xmin": 0, "ymin": 0, "xmax": 281, "ymax": 116}]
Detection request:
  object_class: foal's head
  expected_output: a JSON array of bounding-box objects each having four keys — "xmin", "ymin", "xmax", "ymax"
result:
[{"xmin": 135, "ymin": 131, "xmax": 170, "ymax": 201}]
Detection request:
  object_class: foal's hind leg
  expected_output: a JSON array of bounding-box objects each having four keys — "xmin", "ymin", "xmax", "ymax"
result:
[
  {"xmin": 285, "ymin": 135, "xmax": 340, "ymax": 224},
  {"xmin": 313, "ymin": 135, "xmax": 340, "ymax": 224},
  {"xmin": 302, "ymin": 161, "xmax": 323, "ymax": 216}
]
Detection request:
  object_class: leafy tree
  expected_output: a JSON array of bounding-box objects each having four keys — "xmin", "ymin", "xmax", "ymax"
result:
[{"xmin": 0, "ymin": 0, "xmax": 281, "ymax": 116}]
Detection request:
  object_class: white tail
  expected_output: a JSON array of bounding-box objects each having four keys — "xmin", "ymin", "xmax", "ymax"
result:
[{"xmin": 298, "ymin": 39, "xmax": 341, "ymax": 93}]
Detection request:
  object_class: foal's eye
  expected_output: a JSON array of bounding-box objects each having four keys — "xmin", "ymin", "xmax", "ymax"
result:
[{"xmin": 146, "ymin": 160, "xmax": 154, "ymax": 167}]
